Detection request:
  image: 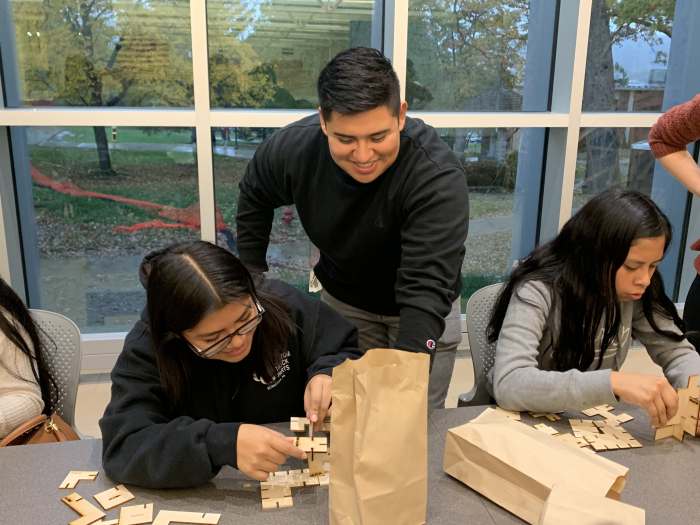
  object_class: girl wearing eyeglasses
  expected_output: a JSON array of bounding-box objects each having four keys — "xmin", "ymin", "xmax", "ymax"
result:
[{"xmin": 100, "ymin": 241, "xmax": 363, "ymax": 488}]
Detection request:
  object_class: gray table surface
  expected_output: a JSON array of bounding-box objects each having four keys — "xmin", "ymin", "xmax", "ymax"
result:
[{"xmin": 1, "ymin": 404, "xmax": 697, "ymax": 525}]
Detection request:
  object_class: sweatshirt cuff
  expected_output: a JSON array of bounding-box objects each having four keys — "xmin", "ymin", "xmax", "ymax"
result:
[
  {"xmin": 237, "ymin": 248, "xmax": 269, "ymax": 273},
  {"xmin": 394, "ymin": 306, "xmax": 445, "ymax": 357},
  {"xmin": 204, "ymin": 422, "xmax": 242, "ymax": 470},
  {"xmin": 587, "ymin": 369, "xmax": 618, "ymax": 407},
  {"xmin": 648, "ymin": 139, "xmax": 686, "ymax": 159},
  {"xmin": 306, "ymin": 367, "xmax": 333, "ymax": 386}
]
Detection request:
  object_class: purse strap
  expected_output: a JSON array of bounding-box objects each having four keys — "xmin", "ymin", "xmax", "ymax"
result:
[
  {"xmin": 0, "ymin": 415, "xmax": 48, "ymax": 447},
  {"xmin": 0, "ymin": 415, "xmax": 68, "ymax": 447}
]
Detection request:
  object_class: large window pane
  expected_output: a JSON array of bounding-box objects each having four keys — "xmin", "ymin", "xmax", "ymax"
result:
[
  {"xmin": 572, "ymin": 127, "xmax": 655, "ymax": 213},
  {"xmin": 406, "ymin": 1, "xmax": 556, "ymax": 112},
  {"xmin": 12, "ymin": 126, "xmax": 199, "ymax": 333},
  {"xmin": 207, "ymin": 0, "xmax": 381, "ymax": 109},
  {"xmin": 583, "ymin": 0, "xmax": 675, "ymax": 112},
  {"xmin": 3, "ymin": 1, "xmax": 193, "ymax": 108},
  {"xmin": 442, "ymin": 126, "xmax": 544, "ymax": 311},
  {"xmin": 212, "ymin": 127, "xmax": 316, "ymax": 294}
]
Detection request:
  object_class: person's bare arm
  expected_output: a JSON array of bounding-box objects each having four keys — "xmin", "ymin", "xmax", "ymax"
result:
[{"xmin": 658, "ymin": 149, "xmax": 700, "ymax": 198}]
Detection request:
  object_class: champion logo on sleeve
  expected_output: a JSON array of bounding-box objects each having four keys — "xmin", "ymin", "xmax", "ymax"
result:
[{"xmin": 426, "ymin": 340, "xmax": 436, "ymax": 350}]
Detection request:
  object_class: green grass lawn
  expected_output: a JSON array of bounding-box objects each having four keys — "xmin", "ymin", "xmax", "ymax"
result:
[
  {"xmin": 51, "ymin": 127, "xmax": 193, "ymax": 144},
  {"xmin": 48, "ymin": 126, "xmax": 262, "ymax": 149},
  {"xmin": 469, "ymin": 192, "xmax": 514, "ymax": 220}
]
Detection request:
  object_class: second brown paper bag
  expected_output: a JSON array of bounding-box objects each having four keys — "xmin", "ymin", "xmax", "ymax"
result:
[
  {"xmin": 329, "ymin": 348, "xmax": 430, "ymax": 525},
  {"xmin": 443, "ymin": 408, "xmax": 630, "ymax": 525}
]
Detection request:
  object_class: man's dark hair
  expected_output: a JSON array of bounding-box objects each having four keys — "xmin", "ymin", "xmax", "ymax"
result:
[{"xmin": 317, "ymin": 47, "xmax": 401, "ymax": 122}]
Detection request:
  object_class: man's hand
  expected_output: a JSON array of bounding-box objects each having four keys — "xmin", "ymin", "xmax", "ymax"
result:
[
  {"xmin": 236, "ymin": 424, "xmax": 307, "ymax": 481},
  {"xmin": 610, "ymin": 372, "xmax": 679, "ymax": 428},
  {"xmin": 304, "ymin": 374, "xmax": 332, "ymax": 431}
]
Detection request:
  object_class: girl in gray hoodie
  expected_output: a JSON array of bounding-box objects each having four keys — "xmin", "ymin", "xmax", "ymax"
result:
[{"xmin": 488, "ymin": 189, "xmax": 700, "ymax": 429}]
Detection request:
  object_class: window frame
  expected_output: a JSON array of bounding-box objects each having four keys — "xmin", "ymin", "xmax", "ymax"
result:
[{"xmin": 1, "ymin": 0, "xmax": 697, "ymax": 359}]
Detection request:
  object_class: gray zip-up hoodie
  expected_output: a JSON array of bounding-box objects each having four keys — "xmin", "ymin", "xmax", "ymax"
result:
[{"xmin": 489, "ymin": 281, "xmax": 700, "ymax": 412}]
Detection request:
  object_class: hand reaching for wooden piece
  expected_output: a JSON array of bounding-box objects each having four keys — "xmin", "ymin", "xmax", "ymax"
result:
[
  {"xmin": 236, "ymin": 425, "xmax": 307, "ymax": 481},
  {"xmin": 304, "ymin": 374, "xmax": 332, "ymax": 431},
  {"xmin": 610, "ymin": 372, "xmax": 678, "ymax": 428}
]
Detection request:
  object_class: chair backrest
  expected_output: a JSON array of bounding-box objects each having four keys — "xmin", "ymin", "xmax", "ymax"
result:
[
  {"xmin": 30, "ymin": 310, "xmax": 81, "ymax": 429},
  {"xmin": 465, "ymin": 283, "xmax": 505, "ymax": 405}
]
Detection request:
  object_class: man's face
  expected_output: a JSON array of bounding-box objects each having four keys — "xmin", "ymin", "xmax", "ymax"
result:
[{"xmin": 319, "ymin": 102, "xmax": 408, "ymax": 184}]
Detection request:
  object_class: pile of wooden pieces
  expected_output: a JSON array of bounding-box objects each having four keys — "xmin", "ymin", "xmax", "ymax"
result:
[
  {"xmin": 260, "ymin": 416, "xmax": 332, "ymax": 509},
  {"xmin": 261, "ymin": 465, "xmax": 331, "ymax": 510},
  {"xmin": 568, "ymin": 418, "xmax": 643, "ymax": 451},
  {"xmin": 525, "ymin": 404, "xmax": 642, "ymax": 452},
  {"xmin": 59, "ymin": 471, "xmax": 220, "ymax": 524},
  {"xmin": 655, "ymin": 374, "xmax": 700, "ymax": 442}
]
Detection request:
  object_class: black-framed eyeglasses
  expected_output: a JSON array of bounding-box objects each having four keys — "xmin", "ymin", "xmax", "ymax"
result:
[{"xmin": 183, "ymin": 295, "xmax": 265, "ymax": 359}]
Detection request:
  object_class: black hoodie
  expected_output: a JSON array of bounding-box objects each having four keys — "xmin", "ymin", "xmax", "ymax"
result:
[{"xmin": 99, "ymin": 250, "xmax": 362, "ymax": 489}]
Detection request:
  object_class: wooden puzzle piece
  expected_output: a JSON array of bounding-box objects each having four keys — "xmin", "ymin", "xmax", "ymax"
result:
[
  {"xmin": 295, "ymin": 436, "xmax": 328, "ymax": 454},
  {"xmin": 495, "ymin": 407, "xmax": 521, "ymax": 420},
  {"xmin": 307, "ymin": 450, "xmax": 330, "ymax": 477},
  {"xmin": 592, "ymin": 420, "xmax": 623, "ymax": 433},
  {"xmin": 319, "ymin": 462, "xmax": 330, "ymax": 486},
  {"xmin": 581, "ymin": 405, "xmax": 632, "ymax": 423},
  {"xmin": 261, "ymin": 483, "xmax": 293, "ymax": 509},
  {"xmin": 61, "ymin": 493, "xmax": 106, "ymax": 525},
  {"xmin": 94, "ymin": 520, "xmax": 119, "ymax": 525},
  {"xmin": 151, "ymin": 511, "xmax": 221, "ymax": 525},
  {"xmin": 581, "ymin": 405, "xmax": 615, "ymax": 418},
  {"xmin": 120, "ymin": 503, "xmax": 154, "ymax": 525},
  {"xmin": 60, "ymin": 471, "xmax": 99, "ymax": 489},
  {"xmin": 655, "ymin": 375, "xmax": 700, "ymax": 441},
  {"xmin": 264, "ymin": 470, "xmax": 299, "ymax": 487},
  {"xmin": 94, "ymin": 484, "xmax": 135, "ymax": 510},
  {"xmin": 655, "ymin": 424, "xmax": 683, "ymax": 441},
  {"xmin": 654, "ymin": 425, "xmax": 674, "ymax": 440},
  {"xmin": 569, "ymin": 419, "xmax": 598, "ymax": 439},
  {"xmin": 603, "ymin": 429, "xmax": 642, "ymax": 449},
  {"xmin": 534, "ymin": 423, "xmax": 559, "ymax": 436},
  {"xmin": 290, "ymin": 416, "xmax": 331, "ymax": 433},
  {"xmin": 290, "ymin": 417, "xmax": 311, "ymax": 432},
  {"xmin": 682, "ymin": 398, "xmax": 699, "ymax": 435},
  {"xmin": 529, "ymin": 412, "xmax": 561, "ymax": 422},
  {"xmin": 555, "ymin": 433, "xmax": 590, "ymax": 448},
  {"xmin": 614, "ymin": 413, "xmax": 634, "ymax": 424}
]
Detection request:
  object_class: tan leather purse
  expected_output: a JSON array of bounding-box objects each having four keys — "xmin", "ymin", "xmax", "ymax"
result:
[{"xmin": 0, "ymin": 414, "xmax": 81, "ymax": 447}]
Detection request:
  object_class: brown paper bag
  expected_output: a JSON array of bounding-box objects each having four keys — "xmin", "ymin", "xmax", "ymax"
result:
[
  {"xmin": 329, "ymin": 348, "xmax": 430, "ymax": 525},
  {"xmin": 443, "ymin": 408, "xmax": 629, "ymax": 525},
  {"xmin": 539, "ymin": 483, "xmax": 645, "ymax": 525}
]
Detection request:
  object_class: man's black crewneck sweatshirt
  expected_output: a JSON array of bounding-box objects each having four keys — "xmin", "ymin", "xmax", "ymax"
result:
[{"xmin": 236, "ymin": 114, "xmax": 470, "ymax": 356}]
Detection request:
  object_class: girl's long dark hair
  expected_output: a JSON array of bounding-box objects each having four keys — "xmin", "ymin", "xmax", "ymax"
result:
[
  {"xmin": 145, "ymin": 241, "xmax": 295, "ymax": 411},
  {"xmin": 0, "ymin": 278, "xmax": 56, "ymax": 415},
  {"xmin": 488, "ymin": 189, "xmax": 688, "ymax": 372}
]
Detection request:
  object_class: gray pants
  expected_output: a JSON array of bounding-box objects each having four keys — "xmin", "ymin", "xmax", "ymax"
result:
[{"xmin": 321, "ymin": 291, "xmax": 462, "ymax": 410}]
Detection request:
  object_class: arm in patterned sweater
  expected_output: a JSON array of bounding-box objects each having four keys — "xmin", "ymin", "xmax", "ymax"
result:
[
  {"xmin": 648, "ymin": 94, "xmax": 700, "ymax": 197},
  {"xmin": 0, "ymin": 331, "xmax": 44, "ymax": 438}
]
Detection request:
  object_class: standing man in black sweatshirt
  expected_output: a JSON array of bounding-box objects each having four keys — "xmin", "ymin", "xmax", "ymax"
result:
[{"xmin": 236, "ymin": 47, "xmax": 469, "ymax": 409}]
